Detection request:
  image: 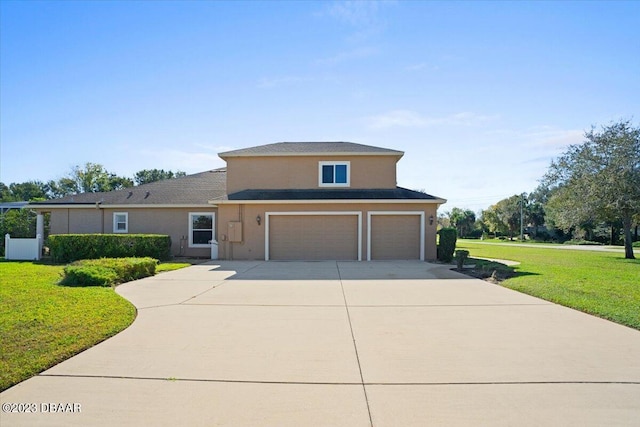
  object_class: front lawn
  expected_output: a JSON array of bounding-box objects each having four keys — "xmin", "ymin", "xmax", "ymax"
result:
[
  {"xmin": 0, "ymin": 261, "xmax": 137, "ymax": 391},
  {"xmin": 0, "ymin": 260, "xmax": 193, "ymax": 391},
  {"xmin": 457, "ymin": 240, "xmax": 640, "ymax": 330}
]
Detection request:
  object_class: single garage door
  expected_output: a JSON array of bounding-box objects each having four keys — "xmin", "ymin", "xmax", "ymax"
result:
[
  {"xmin": 370, "ymin": 214, "xmax": 421, "ymax": 260},
  {"xmin": 268, "ymin": 214, "xmax": 359, "ymax": 260}
]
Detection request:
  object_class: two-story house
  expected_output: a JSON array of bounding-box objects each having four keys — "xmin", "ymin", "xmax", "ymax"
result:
[{"xmin": 31, "ymin": 142, "xmax": 446, "ymax": 261}]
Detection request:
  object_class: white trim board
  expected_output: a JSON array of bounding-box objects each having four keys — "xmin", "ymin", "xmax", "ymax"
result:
[
  {"xmin": 264, "ymin": 211, "xmax": 362, "ymax": 261},
  {"xmin": 367, "ymin": 211, "xmax": 425, "ymax": 261}
]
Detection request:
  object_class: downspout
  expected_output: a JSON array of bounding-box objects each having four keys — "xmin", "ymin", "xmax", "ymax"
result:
[{"xmin": 95, "ymin": 202, "xmax": 104, "ymax": 233}]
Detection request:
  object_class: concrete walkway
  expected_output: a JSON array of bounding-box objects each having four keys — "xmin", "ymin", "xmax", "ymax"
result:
[{"xmin": 2, "ymin": 261, "xmax": 639, "ymax": 426}]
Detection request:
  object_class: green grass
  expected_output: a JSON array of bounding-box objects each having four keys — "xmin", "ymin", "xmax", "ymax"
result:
[
  {"xmin": 0, "ymin": 261, "xmax": 137, "ymax": 391},
  {"xmin": 0, "ymin": 259, "xmax": 191, "ymax": 391},
  {"xmin": 0, "ymin": 260, "xmax": 192, "ymax": 391},
  {"xmin": 458, "ymin": 240, "xmax": 640, "ymax": 330},
  {"xmin": 156, "ymin": 262, "xmax": 192, "ymax": 273}
]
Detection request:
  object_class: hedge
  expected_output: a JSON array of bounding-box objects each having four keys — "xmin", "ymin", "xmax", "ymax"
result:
[
  {"xmin": 437, "ymin": 227, "xmax": 457, "ymax": 262},
  {"xmin": 48, "ymin": 234, "xmax": 171, "ymax": 263},
  {"xmin": 60, "ymin": 257, "xmax": 158, "ymax": 287}
]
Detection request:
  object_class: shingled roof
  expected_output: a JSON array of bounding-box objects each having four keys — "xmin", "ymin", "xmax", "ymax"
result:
[
  {"xmin": 31, "ymin": 169, "xmax": 227, "ymax": 206},
  {"xmin": 219, "ymin": 141, "xmax": 404, "ymax": 158},
  {"xmin": 226, "ymin": 187, "xmax": 442, "ymax": 201}
]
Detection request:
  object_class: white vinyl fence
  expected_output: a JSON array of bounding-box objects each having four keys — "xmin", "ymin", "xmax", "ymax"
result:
[{"xmin": 4, "ymin": 234, "xmax": 42, "ymax": 261}]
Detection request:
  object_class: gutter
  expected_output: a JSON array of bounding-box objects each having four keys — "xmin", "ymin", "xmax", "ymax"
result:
[{"xmin": 209, "ymin": 198, "xmax": 447, "ymax": 205}]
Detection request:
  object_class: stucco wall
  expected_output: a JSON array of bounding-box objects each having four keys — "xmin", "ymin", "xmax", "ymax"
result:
[
  {"xmin": 217, "ymin": 202, "xmax": 439, "ymax": 261},
  {"xmin": 225, "ymin": 155, "xmax": 399, "ymax": 193},
  {"xmin": 44, "ymin": 207, "xmax": 217, "ymax": 258}
]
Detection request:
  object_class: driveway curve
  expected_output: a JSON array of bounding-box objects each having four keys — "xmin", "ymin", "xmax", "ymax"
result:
[{"xmin": 2, "ymin": 261, "xmax": 639, "ymax": 426}]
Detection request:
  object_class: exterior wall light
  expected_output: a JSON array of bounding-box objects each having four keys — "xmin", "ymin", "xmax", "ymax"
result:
[{"xmin": 256, "ymin": 215, "xmax": 261, "ymax": 225}]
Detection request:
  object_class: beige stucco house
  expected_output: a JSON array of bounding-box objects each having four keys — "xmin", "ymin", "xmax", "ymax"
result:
[{"xmin": 31, "ymin": 142, "xmax": 446, "ymax": 261}]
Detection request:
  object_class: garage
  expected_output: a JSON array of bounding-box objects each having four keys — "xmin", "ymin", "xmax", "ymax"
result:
[
  {"xmin": 368, "ymin": 212, "xmax": 424, "ymax": 260},
  {"xmin": 266, "ymin": 212, "xmax": 361, "ymax": 260}
]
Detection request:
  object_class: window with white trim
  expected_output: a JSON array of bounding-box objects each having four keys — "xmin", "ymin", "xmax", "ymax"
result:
[
  {"xmin": 189, "ymin": 212, "xmax": 215, "ymax": 247},
  {"xmin": 113, "ymin": 212, "xmax": 128, "ymax": 233},
  {"xmin": 319, "ymin": 161, "xmax": 350, "ymax": 187}
]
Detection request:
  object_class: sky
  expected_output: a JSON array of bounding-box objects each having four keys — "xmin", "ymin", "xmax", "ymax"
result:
[{"xmin": 1, "ymin": 1, "xmax": 639, "ymax": 212}]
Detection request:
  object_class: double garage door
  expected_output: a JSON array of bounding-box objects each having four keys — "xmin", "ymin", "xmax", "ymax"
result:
[{"xmin": 267, "ymin": 212, "xmax": 422, "ymax": 261}]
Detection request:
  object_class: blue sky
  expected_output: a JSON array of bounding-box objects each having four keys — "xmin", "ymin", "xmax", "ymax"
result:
[{"xmin": 1, "ymin": 1, "xmax": 638, "ymax": 211}]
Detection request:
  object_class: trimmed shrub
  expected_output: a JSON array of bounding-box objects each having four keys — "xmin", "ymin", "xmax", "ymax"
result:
[
  {"xmin": 60, "ymin": 265, "xmax": 119, "ymax": 287},
  {"xmin": 455, "ymin": 249, "xmax": 469, "ymax": 271},
  {"xmin": 472, "ymin": 259, "xmax": 515, "ymax": 281},
  {"xmin": 48, "ymin": 234, "xmax": 171, "ymax": 263},
  {"xmin": 632, "ymin": 241, "xmax": 640, "ymax": 248},
  {"xmin": 437, "ymin": 227, "xmax": 457, "ymax": 262},
  {"xmin": 60, "ymin": 257, "xmax": 158, "ymax": 287}
]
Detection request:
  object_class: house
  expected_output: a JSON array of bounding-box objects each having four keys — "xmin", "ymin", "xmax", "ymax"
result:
[{"xmin": 30, "ymin": 142, "xmax": 446, "ymax": 260}]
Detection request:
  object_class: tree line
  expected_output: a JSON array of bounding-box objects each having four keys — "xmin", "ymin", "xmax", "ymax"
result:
[
  {"xmin": 0, "ymin": 165, "xmax": 187, "ymax": 255},
  {"xmin": 441, "ymin": 120, "xmax": 639, "ymax": 259},
  {"xmin": 0, "ymin": 165, "xmax": 186, "ymax": 202}
]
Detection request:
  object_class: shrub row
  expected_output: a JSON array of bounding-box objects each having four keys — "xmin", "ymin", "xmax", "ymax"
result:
[
  {"xmin": 60, "ymin": 257, "xmax": 158, "ymax": 287},
  {"xmin": 437, "ymin": 227, "xmax": 457, "ymax": 262},
  {"xmin": 48, "ymin": 234, "xmax": 171, "ymax": 263}
]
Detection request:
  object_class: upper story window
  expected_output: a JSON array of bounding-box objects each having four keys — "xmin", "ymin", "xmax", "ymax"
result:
[
  {"xmin": 319, "ymin": 161, "xmax": 350, "ymax": 187},
  {"xmin": 113, "ymin": 212, "xmax": 128, "ymax": 233}
]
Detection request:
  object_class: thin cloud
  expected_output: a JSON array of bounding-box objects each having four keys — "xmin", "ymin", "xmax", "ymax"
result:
[
  {"xmin": 405, "ymin": 62, "xmax": 439, "ymax": 72},
  {"xmin": 315, "ymin": 1, "xmax": 394, "ymax": 63},
  {"xmin": 315, "ymin": 46, "xmax": 379, "ymax": 65},
  {"xmin": 526, "ymin": 128, "xmax": 584, "ymax": 148},
  {"xmin": 325, "ymin": 1, "xmax": 393, "ymax": 27},
  {"xmin": 487, "ymin": 127, "xmax": 585, "ymax": 149},
  {"xmin": 257, "ymin": 75, "xmax": 314, "ymax": 89},
  {"xmin": 136, "ymin": 148, "xmax": 225, "ymax": 173},
  {"xmin": 366, "ymin": 110, "xmax": 500, "ymax": 130}
]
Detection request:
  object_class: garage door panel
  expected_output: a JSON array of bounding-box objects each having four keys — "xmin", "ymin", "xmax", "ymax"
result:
[
  {"xmin": 371, "ymin": 215, "xmax": 421, "ymax": 260},
  {"xmin": 269, "ymin": 215, "xmax": 358, "ymax": 260}
]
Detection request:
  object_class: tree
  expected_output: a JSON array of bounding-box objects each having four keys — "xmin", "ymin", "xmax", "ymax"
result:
[
  {"xmin": 0, "ymin": 209, "xmax": 37, "ymax": 255},
  {"xmin": 449, "ymin": 207, "xmax": 476, "ymax": 238},
  {"xmin": 544, "ymin": 120, "xmax": 640, "ymax": 259},
  {"xmin": 480, "ymin": 205, "xmax": 508, "ymax": 237},
  {"xmin": 526, "ymin": 185, "xmax": 549, "ymax": 238},
  {"xmin": 134, "ymin": 169, "xmax": 186, "ymax": 185},
  {"xmin": 480, "ymin": 195, "xmax": 525, "ymax": 240},
  {"xmin": 0, "ymin": 181, "xmax": 48, "ymax": 202},
  {"xmin": 47, "ymin": 163, "xmax": 134, "ymax": 197},
  {"xmin": 495, "ymin": 195, "xmax": 523, "ymax": 240},
  {"xmin": 71, "ymin": 163, "xmax": 133, "ymax": 193}
]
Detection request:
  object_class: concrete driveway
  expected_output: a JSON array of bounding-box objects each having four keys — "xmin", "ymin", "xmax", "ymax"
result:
[{"xmin": 2, "ymin": 261, "xmax": 640, "ymax": 426}]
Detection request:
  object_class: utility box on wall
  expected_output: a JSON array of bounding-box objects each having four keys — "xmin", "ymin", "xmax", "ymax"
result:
[{"xmin": 228, "ymin": 222, "xmax": 243, "ymax": 243}]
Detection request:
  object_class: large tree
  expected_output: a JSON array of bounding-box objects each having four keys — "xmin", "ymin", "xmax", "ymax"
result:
[
  {"xmin": 496, "ymin": 195, "xmax": 523, "ymax": 240},
  {"xmin": 544, "ymin": 120, "xmax": 640, "ymax": 259},
  {"xmin": 480, "ymin": 204, "xmax": 508, "ymax": 237},
  {"xmin": 46, "ymin": 163, "xmax": 134, "ymax": 197},
  {"xmin": 134, "ymin": 169, "xmax": 186, "ymax": 185},
  {"xmin": 449, "ymin": 207, "xmax": 476, "ymax": 238},
  {"xmin": 0, "ymin": 181, "xmax": 48, "ymax": 202}
]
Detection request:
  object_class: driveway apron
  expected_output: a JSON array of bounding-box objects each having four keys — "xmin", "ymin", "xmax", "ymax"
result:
[{"xmin": 2, "ymin": 261, "xmax": 639, "ymax": 426}]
